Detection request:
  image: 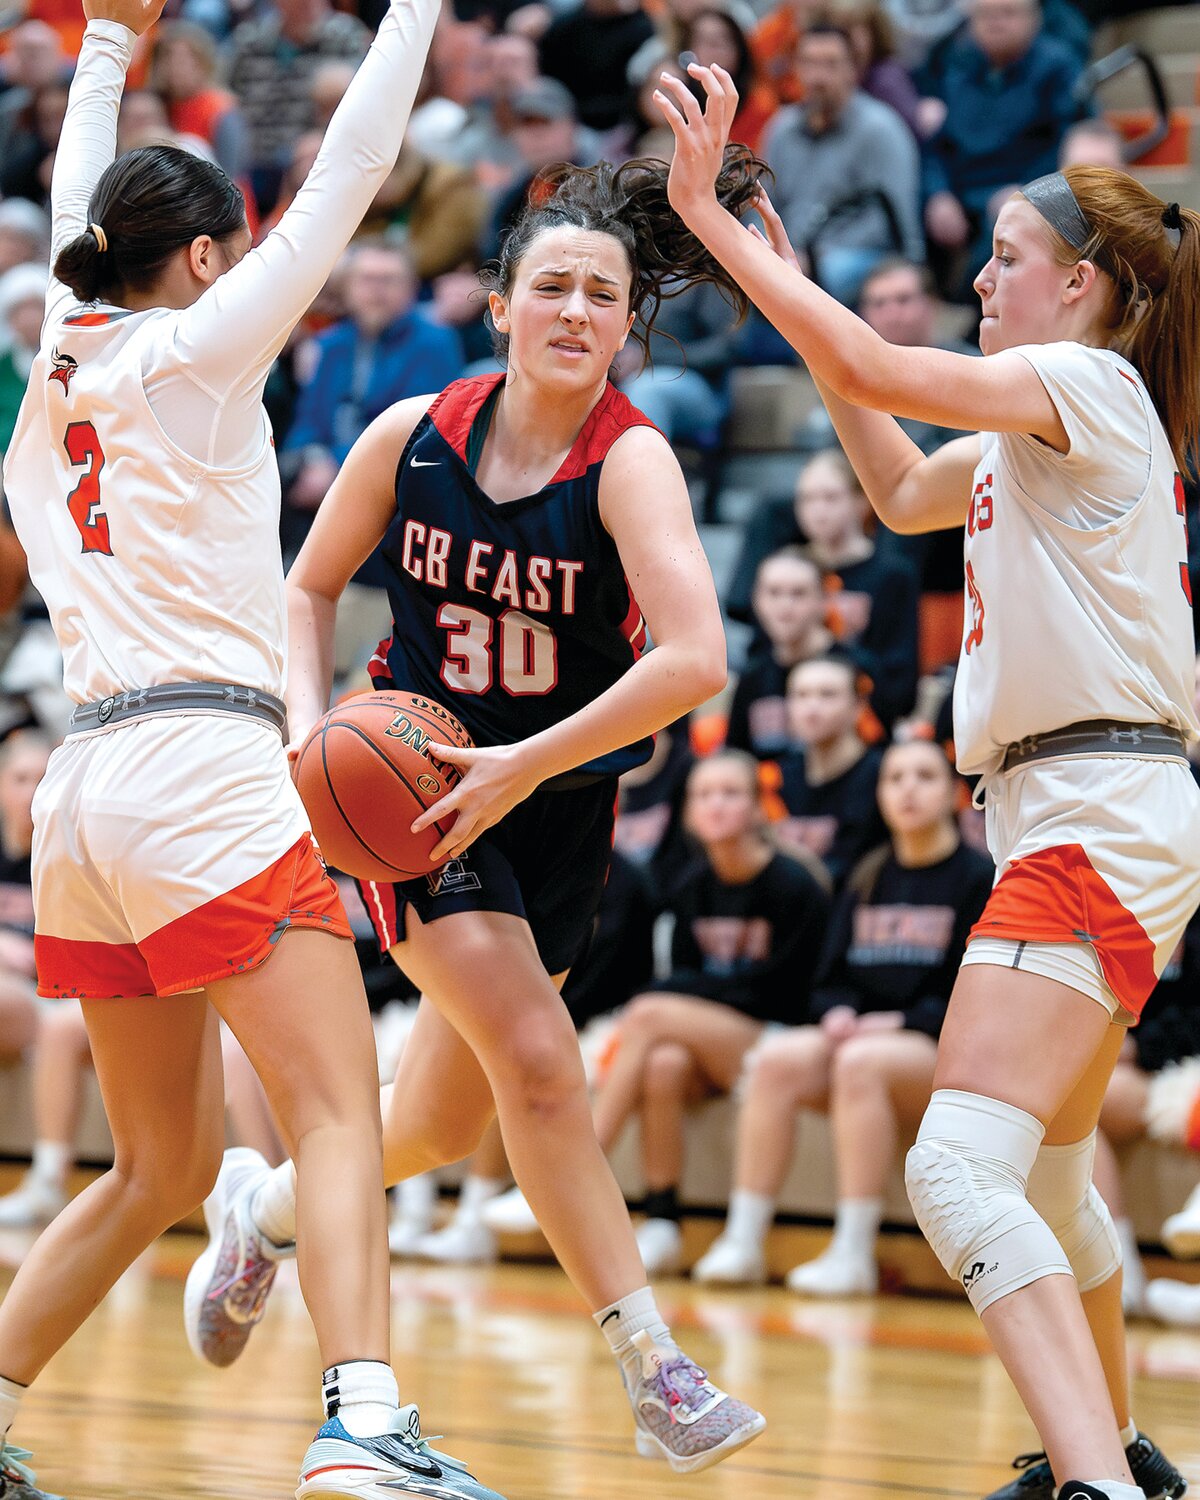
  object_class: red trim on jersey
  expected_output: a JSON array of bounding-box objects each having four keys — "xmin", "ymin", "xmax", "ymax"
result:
[
  {"xmin": 427, "ymin": 374, "xmax": 658, "ymax": 479},
  {"xmin": 619, "ymin": 579, "xmax": 648, "ymax": 659},
  {"xmin": 368, "ymin": 629, "xmax": 395, "ymax": 685},
  {"xmin": 61, "ymin": 309, "xmax": 134, "ymax": 327},
  {"xmin": 35, "ymin": 836, "xmax": 351, "ymax": 1000},
  {"xmin": 356, "ymin": 877, "xmax": 400, "ymax": 953},
  {"xmin": 967, "ymin": 842, "xmax": 1158, "ymax": 1017}
]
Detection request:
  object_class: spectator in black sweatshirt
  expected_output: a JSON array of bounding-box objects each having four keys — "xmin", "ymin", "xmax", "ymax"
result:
[
  {"xmin": 694, "ymin": 739, "xmax": 993, "ymax": 1288},
  {"xmin": 589, "ymin": 750, "xmax": 831, "ymax": 1276},
  {"xmin": 773, "ymin": 654, "xmax": 887, "ymax": 885},
  {"xmin": 726, "ymin": 549, "xmax": 835, "ymax": 761}
]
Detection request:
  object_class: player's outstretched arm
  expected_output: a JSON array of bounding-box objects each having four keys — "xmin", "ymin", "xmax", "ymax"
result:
[
  {"xmin": 750, "ymin": 189, "xmax": 980, "ymax": 534},
  {"xmin": 173, "ymin": 0, "xmax": 439, "ymax": 401},
  {"xmin": 415, "ymin": 427, "xmax": 728, "ymax": 863},
  {"xmin": 284, "ymin": 395, "xmax": 435, "ymax": 749},
  {"xmin": 656, "ymin": 63, "xmax": 1065, "ymax": 450}
]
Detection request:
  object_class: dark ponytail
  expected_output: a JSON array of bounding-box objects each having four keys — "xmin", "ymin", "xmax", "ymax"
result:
[
  {"xmin": 483, "ymin": 145, "xmax": 768, "ymax": 359},
  {"xmin": 53, "ymin": 144, "xmax": 246, "ymax": 305}
]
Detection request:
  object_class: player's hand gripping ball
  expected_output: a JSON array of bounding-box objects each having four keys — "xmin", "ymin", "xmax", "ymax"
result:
[{"xmin": 294, "ymin": 691, "xmax": 474, "ymax": 881}]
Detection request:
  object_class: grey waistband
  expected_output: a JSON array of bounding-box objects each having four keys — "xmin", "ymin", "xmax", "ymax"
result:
[
  {"xmin": 69, "ymin": 682, "xmax": 287, "ymax": 736},
  {"xmin": 1001, "ymin": 719, "xmax": 1187, "ymax": 773}
]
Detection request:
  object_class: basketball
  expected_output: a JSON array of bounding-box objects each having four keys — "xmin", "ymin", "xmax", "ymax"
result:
[{"xmin": 294, "ymin": 690, "xmax": 474, "ymax": 882}]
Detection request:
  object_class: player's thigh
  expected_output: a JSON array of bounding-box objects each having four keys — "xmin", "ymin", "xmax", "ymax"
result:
[
  {"xmin": 392, "ymin": 908, "xmax": 584, "ymax": 1093},
  {"xmin": 1044, "ymin": 1022, "xmax": 1127, "ymax": 1145},
  {"xmin": 1096, "ymin": 1059, "xmax": 1149, "ymax": 1144},
  {"xmin": 207, "ymin": 927, "xmax": 381, "ymax": 1151},
  {"xmin": 382, "ymin": 990, "xmax": 496, "ymax": 1163},
  {"xmin": 83, "ymin": 991, "xmax": 224, "ymax": 1201},
  {"xmin": 934, "ymin": 962, "xmax": 1118, "ymax": 1128}
]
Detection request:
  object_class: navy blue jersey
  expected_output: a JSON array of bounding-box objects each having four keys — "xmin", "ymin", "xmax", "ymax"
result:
[{"xmin": 370, "ymin": 374, "xmax": 654, "ymax": 776}]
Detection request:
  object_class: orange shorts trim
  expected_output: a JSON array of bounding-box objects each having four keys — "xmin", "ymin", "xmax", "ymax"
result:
[
  {"xmin": 36, "ymin": 835, "xmax": 352, "ymax": 1000},
  {"xmin": 968, "ymin": 842, "xmax": 1158, "ymax": 1018}
]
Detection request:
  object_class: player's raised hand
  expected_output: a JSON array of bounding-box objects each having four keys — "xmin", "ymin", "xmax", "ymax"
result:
[
  {"xmin": 654, "ymin": 63, "xmax": 738, "ymax": 226},
  {"xmin": 749, "ymin": 188, "xmax": 803, "ymax": 273},
  {"xmin": 411, "ymin": 740, "xmax": 541, "ymax": 866},
  {"xmin": 83, "ymin": 0, "xmax": 169, "ymax": 36}
]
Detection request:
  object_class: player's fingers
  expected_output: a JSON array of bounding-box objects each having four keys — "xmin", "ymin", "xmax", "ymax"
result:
[
  {"xmin": 658, "ymin": 71, "xmax": 702, "ymax": 129},
  {"xmin": 428, "ymin": 740, "xmax": 471, "ymax": 766},
  {"xmin": 412, "ymin": 794, "xmax": 460, "ymax": 835}
]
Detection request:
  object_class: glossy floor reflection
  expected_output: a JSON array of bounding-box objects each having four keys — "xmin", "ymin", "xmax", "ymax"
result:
[{"xmin": 3, "ymin": 1236, "xmax": 1198, "ymax": 1499}]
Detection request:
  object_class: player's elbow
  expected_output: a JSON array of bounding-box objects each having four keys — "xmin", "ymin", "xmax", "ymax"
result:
[{"xmin": 682, "ymin": 640, "xmax": 728, "ymax": 707}]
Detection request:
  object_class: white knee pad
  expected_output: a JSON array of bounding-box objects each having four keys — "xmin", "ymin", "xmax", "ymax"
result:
[
  {"xmin": 905, "ymin": 1089, "xmax": 1072, "ymax": 1315},
  {"xmin": 1026, "ymin": 1132, "xmax": 1122, "ymax": 1293}
]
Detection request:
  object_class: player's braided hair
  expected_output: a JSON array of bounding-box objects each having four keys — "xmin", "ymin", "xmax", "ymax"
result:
[
  {"xmin": 482, "ymin": 147, "xmax": 769, "ymax": 360},
  {"xmin": 53, "ymin": 144, "xmax": 245, "ymax": 305}
]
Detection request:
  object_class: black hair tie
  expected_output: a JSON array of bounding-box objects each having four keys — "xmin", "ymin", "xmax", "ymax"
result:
[{"xmin": 1162, "ymin": 202, "xmax": 1183, "ymax": 231}]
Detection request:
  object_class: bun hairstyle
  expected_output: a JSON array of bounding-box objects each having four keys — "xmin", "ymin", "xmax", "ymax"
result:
[
  {"xmin": 53, "ymin": 144, "xmax": 246, "ymax": 305},
  {"xmin": 482, "ymin": 145, "xmax": 769, "ymax": 359},
  {"xmin": 1031, "ymin": 165, "xmax": 1200, "ymax": 473}
]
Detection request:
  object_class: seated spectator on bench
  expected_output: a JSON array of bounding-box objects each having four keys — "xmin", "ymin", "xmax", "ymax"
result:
[
  {"xmin": 774, "ymin": 655, "xmax": 887, "ymax": 885},
  {"xmin": 694, "ymin": 740, "xmax": 993, "ymax": 1288},
  {"xmin": 727, "ymin": 549, "xmax": 834, "ymax": 761},
  {"xmin": 590, "ymin": 752, "xmax": 831, "ymax": 1275},
  {"xmin": 613, "ymin": 719, "xmax": 695, "ymax": 892},
  {"xmin": 793, "ymin": 448, "xmax": 918, "ymax": 727}
]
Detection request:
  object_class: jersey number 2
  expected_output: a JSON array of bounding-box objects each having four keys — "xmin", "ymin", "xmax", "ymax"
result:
[
  {"xmin": 64, "ymin": 421, "xmax": 112, "ymax": 556},
  {"xmin": 437, "ymin": 603, "xmax": 558, "ymax": 696}
]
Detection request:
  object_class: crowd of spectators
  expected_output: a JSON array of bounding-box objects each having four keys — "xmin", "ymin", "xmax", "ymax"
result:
[{"xmin": 0, "ymin": 0, "xmax": 1198, "ymax": 1319}]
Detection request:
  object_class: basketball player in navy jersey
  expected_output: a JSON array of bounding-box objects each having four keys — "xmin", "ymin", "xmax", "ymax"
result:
[{"xmin": 186, "ymin": 158, "xmax": 769, "ymax": 1473}]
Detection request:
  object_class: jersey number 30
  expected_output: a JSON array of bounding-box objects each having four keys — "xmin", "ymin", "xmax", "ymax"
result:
[
  {"xmin": 64, "ymin": 421, "xmax": 112, "ymax": 556},
  {"xmin": 437, "ymin": 603, "xmax": 558, "ymax": 696}
]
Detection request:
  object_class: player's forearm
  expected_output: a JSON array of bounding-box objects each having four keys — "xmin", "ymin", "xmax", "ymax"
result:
[
  {"xmin": 518, "ymin": 639, "xmax": 727, "ymax": 787},
  {"xmin": 50, "ymin": 20, "xmax": 134, "ymax": 263},
  {"xmin": 284, "ymin": 582, "xmax": 338, "ymax": 747},
  {"xmin": 809, "ymin": 372, "xmax": 930, "ymax": 531}
]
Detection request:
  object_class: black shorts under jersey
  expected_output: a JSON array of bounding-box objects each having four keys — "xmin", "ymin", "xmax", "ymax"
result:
[{"xmin": 355, "ymin": 776, "xmax": 618, "ymax": 977}]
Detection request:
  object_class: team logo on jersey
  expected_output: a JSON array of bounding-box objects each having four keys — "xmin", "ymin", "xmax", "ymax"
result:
[
  {"xmin": 426, "ymin": 857, "xmax": 481, "ymax": 897},
  {"xmin": 48, "ymin": 347, "xmax": 78, "ymax": 393}
]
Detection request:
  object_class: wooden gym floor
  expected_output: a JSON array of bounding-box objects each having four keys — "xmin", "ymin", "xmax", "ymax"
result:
[{"xmin": 1, "ymin": 1231, "xmax": 1199, "ymax": 1500}]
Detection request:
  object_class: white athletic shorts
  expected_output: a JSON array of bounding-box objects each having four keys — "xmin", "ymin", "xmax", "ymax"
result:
[
  {"xmin": 32, "ymin": 712, "xmax": 351, "ymax": 999},
  {"xmin": 961, "ymin": 755, "xmax": 1200, "ymax": 1021}
]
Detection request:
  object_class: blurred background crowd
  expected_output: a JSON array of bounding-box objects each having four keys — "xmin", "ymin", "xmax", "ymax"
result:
[{"xmin": 0, "ymin": 0, "xmax": 1197, "ymax": 1324}]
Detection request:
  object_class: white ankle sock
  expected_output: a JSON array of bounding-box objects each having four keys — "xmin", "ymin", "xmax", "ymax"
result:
[
  {"xmin": 593, "ymin": 1286, "xmax": 675, "ymax": 1393},
  {"xmin": 1115, "ymin": 1219, "xmax": 1145, "ymax": 1291},
  {"xmin": 322, "ymin": 1360, "xmax": 399, "ymax": 1438},
  {"xmin": 828, "ymin": 1198, "xmax": 884, "ymax": 1260},
  {"xmin": 1118, "ymin": 1419, "xmax": 1137, "ymax": 1448},
  {"xmin": 0, "ymin": 1374, "xmax": 24, "ymax": 1442},
  {"xmin": 30, "ymin": 1141, "xmax": 70, "ymax": 1186},
  {"xmin": 724, "ymin": 1190, "xmax": 775, "ymax": 1249},
  {"xmin": 455, "ymin": 1176, "xmax": 505, "ymax": 1222},
  {"xmin": 250, "ymin": 1163, "xmax": 297, "ymax": 1249},
  {"xmin": 397, "ymin": 1173, "xmax": 435, "ymax": 1220},
  {"xmin": 1068, "ymin": 1482, "xmax": 1142, "ymax": 1500}
]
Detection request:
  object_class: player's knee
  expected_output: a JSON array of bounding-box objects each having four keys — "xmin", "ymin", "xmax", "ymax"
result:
[
  {"xmin": 498, "ymin": 1022, "xmax": 585, "ymax": 1119},
  {"xmin": 1026, "ymin": 1134, "xmax": 1122, "ymax": 1291},
  {"xmin": 905, "ymin": 1089, "xmax": 1071, "ymax": 1314},
  {"xmin": 115, "ymin": 1134, "xmax": 223, "ymax": 1227},
  {"xmin": 642, "ymin": 1042, "xmax": 692, "ymax": 1100}
]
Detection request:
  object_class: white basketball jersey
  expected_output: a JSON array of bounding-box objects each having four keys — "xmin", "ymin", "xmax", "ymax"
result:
[
  {"xmin": 6, "ymin": 306, "xmax": 285, "ymax": 703},
  {"xmin": 953, "ymin": 342, "xmax": 1198, "ymax": 777}
]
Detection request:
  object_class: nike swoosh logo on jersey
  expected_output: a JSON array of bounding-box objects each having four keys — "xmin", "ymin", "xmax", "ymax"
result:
[{"xmin": 410, "ymin": 457, "xmax": 440, "ymax": 468}]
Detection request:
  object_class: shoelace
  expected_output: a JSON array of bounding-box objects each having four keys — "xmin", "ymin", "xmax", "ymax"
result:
[
  {"xmin": 1011, "ymin": 1451, "xmax": 1050, "ymax": 1474},
  {"xmin": 0, "ymin": 1442, "xmax": 37, "ymax": 1485},
  {"xmin": 648, "ymin": 1358, "xmax": 713, "ymax": 1425}
]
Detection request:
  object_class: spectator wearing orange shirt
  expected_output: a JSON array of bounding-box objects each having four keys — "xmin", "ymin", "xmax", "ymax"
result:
[
  {"xmin": 750, "ymin": 0, "xmax": 819, "ymax": 105},
  {"xmin": 681, "ymin": 7, "xmax": 776, "ymax": 153},
  {"xmin": 151, "ymin": 20, "xmax": 247, "ymax": 177}
]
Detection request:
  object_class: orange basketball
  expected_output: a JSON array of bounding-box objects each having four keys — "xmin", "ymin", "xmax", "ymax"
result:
[{"xmin": 294, "ymin": 690, "xmax": 473, "ymax": 882}]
